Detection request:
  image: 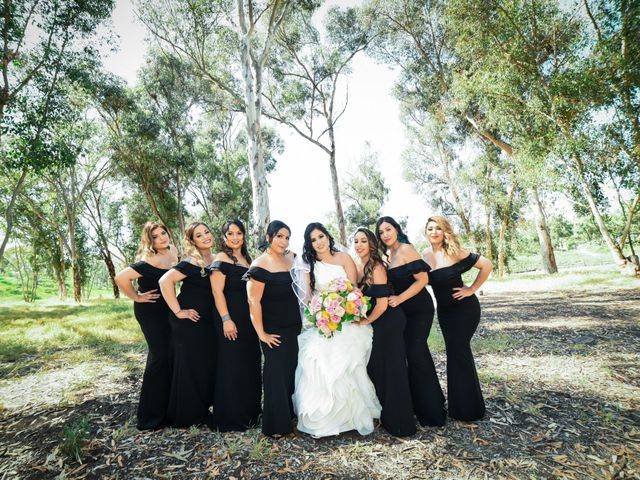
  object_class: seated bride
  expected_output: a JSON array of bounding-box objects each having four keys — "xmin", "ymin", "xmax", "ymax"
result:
[{"xmin": 292, "ymin": 222, "xmax": 381, "ymax": 438}]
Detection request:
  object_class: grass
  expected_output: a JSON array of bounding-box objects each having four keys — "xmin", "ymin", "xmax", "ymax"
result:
[
  {"xmin": 59, "ymin": 416, "xmax": 90, "ymax": 464},
  {"xmin": 0, "ymin": 299, "xmax": 144, "ymax": 379},
  {"xmin": 0, "ymin": 273, "xmax": 114, "ymax": 302}
]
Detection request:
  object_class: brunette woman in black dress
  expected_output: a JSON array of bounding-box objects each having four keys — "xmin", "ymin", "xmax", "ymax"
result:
[
  {"xmin": 210, "ymin": 219, "xmax": 261, "ymax": 431},
  {"xmin": 244, "ymin": 220, "xmax": 300, "ymax": 437},
  {"xmin": 423, "ymin": 216, "xmax": 492, "ymax": 421},
  {"xmin": 353, "ymin": 227, "xmax": 416, "ymax": 437},
  {"xmin": 376, "ymin": 216, "xmax": 446, "ymax": 427},
  {"xmin": 159, "ymin": 222, "xmax": 217, "ymax": 428},
  {"xmin": 115, "ymin": 221, "xmax": 179, "ymax": 430}
]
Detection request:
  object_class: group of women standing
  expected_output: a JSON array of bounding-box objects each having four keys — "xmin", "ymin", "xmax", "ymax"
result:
[{"xmin": 115, "ymin": 214, "xmax": 492, "ymax": 438}]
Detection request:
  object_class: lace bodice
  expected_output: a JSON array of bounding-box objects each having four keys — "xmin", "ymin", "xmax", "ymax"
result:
[{"xmin": 314, "ymin": 261, "xmax": 347, "ymax": 293}]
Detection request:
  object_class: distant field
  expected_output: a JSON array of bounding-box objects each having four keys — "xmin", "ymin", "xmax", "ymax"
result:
[{"xmin": 508, "ymin": 245, "xmax": 612, "ymax": 273}]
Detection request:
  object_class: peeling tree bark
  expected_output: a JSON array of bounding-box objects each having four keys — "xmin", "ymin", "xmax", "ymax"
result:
[{"xmin": 531, "ymin": 187, "xmax": 558, "ymax": 274}]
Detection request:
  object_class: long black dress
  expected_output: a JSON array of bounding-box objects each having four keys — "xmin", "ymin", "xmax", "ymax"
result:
[
  {"xmin": 388, "ymin": 260, "xmax": 446, "ymax": 426},
  {"xmin": 166, "ymin": 261, "xmax": 217, "ymax": 428},
  {"xmin": 129, "ymin": 261, "xmax": 173, "ymax": 430},
  {"xmin": 242, "ymin": 267, "xmax": 301, "ymax": 436},
  {"xmin": 363, "ymin": 283, "xmax": 416, "ymax": 437},
  {"xmin": 211, "ymin": 261, "xmax": 261, "ymax": 432},
  {"xmin": 428, "ymin": 253, "xmax": 485, "ymax": 421}
]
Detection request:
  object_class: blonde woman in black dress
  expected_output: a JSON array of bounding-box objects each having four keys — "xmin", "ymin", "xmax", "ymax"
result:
[
  {"xmin": 159, "ymin": 222, "xmax": 217, "ymax": 428},
  {"xmin": 423, "ymin": 215, "xmax": 492, "ymax": 421},
  {"xmin": 115, "ymin": 221, "xmax": 178, "ymax": 430}
]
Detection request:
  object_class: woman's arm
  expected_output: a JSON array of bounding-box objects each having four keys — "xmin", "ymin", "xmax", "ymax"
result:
[
  {"xmin": 211, "ymin": 271, "xmax": 237, "ymax": 340},
  {"xmin": 246, "ymin": 279, "xmax": 281, "ymax": 348},
  {"xmin": 388, "ymin": 245, "xmax": 428, "ymax": 308},
  {"xmin": 358, "ymin": 265, "xmax": 388, "ymax": 325},
  {"xmin": 159, "ymin": 269, "xmax": 200, "ymax": 321},
  {"xmin": 452, "ymin": 255, "xmax": 493, "ymax": 300},
  {"xmin": 114, "ymin": 267, "xmax": 160, "ymax": 303}
]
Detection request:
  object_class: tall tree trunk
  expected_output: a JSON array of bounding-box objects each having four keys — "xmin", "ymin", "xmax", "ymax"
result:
[
  {"xmin": 531, "ymin": 187, "xmax": 558, "ymax": 274},
  {"xmin": 68, "ymin": 219, "xmax": 82, "ymax": 302},
  {"xmin": 620, "ymin": 191, "xmax": 640, "ymax": 251},
  {"xmin": 573, "ymin": 154, "xmax": 627, "ymax": 267},
  {"xmin": 0, "ymin": 168, "xmax": 28, "ymax": 262},
  {"xmin": 57, "ymin": 233, "xmax": 67, "ymax": 300},
  {"xmin": 484, "ymin": 206, "xmax": 492, "ymax": 261},
  {"xmin": 328, "ymin": 126, "xmax": 347, "ymax": 245},
  {"xmin": 103, "ymin": 250, "xmax": 119, "ymax": 299},
  {"xmin": 440, "ymin": 145, "xmax": 472, "ymax": 238},
  {"xmin": 497, "ymin": 180, "xmax": 518, "ymax": 277},
  {"xmin": 176, "ymin": 166, "xmax": 185, "ymax": 237},
  {"xmin": 237, "ymin": 0, "xmax": 270, "ymax": 243}
]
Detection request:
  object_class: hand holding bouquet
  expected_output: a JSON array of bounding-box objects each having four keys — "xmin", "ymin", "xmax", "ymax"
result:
[{"xmin": 304, "ymin": 278, "xmax": 370, "ymax": 338}]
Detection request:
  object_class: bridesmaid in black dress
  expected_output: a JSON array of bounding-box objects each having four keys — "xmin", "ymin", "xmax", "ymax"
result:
[
  {"xmin": 423, "ymin": 216, "xmax": 492, "ymax": 421},
  {"xmin": 210, "ymin": 219, "xmax": 261, "ymax": 431},
  {"xmin": 353, "ymin": 227, "xmax": 416, "ymax": 437},
  {"xmin": 376, "ymin": 216, "xmax": 446, "ymax": 427},
  {"xmin": 115, "ymin": 221, "xmax": 179, "ymax": 430},
  {"xmin": 159, "ymin": 222, "xmax": 217, "ymax": 428},
  {"xmin": 244, "ymin": 220, "xmax": 300, "ymax": 437}
]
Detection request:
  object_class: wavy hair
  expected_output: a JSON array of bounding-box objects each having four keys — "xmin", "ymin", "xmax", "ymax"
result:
[
  {"xmin": 258, "ymin": 220, "xmax": 291, "ymax": 252},
  {"xmin": 183, "ymin": 222, "xmax": 213, "ymax": 275},
  {"xmin": 426, "ymin": 215, "xmax": 462, "ymax": 258},
  {"xmin": 354, "ymin": 227, "xmax": 388, "ymax": 288},
  {"xmin": 220, "ymin": 219, "xmax": 252, "ymax": 264},
  {"xmin": 375, "ymin": 216, "xmax": 410, "ymax": 255},
  {"xmin": 302, "ymin": 222, "xmax": 337, "ymax": 292},
  {"xmin": 135, "ymin": 221, "xmax": 171, "ymax": 260}
]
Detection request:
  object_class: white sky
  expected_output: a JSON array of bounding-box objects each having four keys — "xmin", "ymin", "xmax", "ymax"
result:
[{"xmin": 104, "ymin": 0, "xmax": 445, "ymax": 251}]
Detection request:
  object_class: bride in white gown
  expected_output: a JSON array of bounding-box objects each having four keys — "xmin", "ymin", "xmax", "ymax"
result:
[{"xmin": 292, "ymin": 223, "xmax": 381, "ymax": 437}]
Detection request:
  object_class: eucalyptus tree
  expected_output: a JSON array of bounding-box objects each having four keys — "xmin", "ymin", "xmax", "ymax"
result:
[
  {"xmin": 342, "ymin": 146, "xmax": 389, "ymax": 233},
  {"xmin": 265, "ymin": 5, "xmax": 370, "ymax": 244},
  {"xmin": 446, "ymin": 0, "xmax": 630, "ymax": 269},
  {"xmin": 136, "ymin": 0, "xmax": 306, "ymax": 241},
  {"xmin": 0, "ymin": 0, "xmax": 115, "ymax": 262}
]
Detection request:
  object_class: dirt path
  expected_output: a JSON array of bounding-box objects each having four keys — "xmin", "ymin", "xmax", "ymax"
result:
[{"xmin": 1, "ymin": 288, "xmax": 639, "ymax": 479}]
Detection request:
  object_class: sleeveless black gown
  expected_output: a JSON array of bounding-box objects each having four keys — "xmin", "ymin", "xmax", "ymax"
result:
[
  {"xmin": 428, "ymin": 253, "xmax": 485, "ymax": 421},
  {"xmin": 166, "ymin": 261, "xmax": 217, "ymax": 427},
  {"xmin": 363, "ymin": 283, "xmax": 416, "ymax": 437},
  {"xmin": 388, "ymin": 260, "xmax": 446, "ymax": 426},
  {"xmin": 129, "ymin": 261, "xmax": 173, "ymax": 430},
  {"xmin": 210, "ymin": 261, "xmax": 261, "ymax": 432},
  {"xmin": 243, "ymin": 267, "xmax": 301, "ymax": 436}
]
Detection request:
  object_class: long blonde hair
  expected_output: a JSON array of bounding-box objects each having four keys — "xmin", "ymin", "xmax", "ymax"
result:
[
  {"xmin": 183, "ymin": 222, "xmax": 213, "ymax": 275},
  {"xmin": 426, "ymin": 216, "xmax": 462, "ymax": 258},
  {"xmin": 136, "ymin": 221, "xmax": 171, "ymax": 260}
]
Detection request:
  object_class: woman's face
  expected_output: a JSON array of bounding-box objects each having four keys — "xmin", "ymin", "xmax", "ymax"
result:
[
  {"xmin": 310, "ymin": 229, "xmax": 330, "ymax": 255},
  {"xmin": 426, "ymin": 221, "xmax": 444, "ymax": 245},
  {"xmin": 269, "ymin": 228, "xmax": 290, "ymax": 255},
  {"xmin": 192, "ymin": 224, "xmax": 214, "ymax": 250},
  {"xmin": 224, "ymin": 223, "xmax": 244, "ymax": 250},
  {"xmin": 353, "ymin": 231, "xmax": 370, "ymax": 259},
  {"xmin": 151, "ymin": 227, "xmax": 170, "ymax": 251},
  {"xmin": 378, "ymin": 222, "xmax": 398, "ymax": 246}
]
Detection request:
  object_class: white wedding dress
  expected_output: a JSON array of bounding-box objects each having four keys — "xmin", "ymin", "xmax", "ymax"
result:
[{"xmin": 293, "ymin": 261, "xmax": 381, "ymax": 437}]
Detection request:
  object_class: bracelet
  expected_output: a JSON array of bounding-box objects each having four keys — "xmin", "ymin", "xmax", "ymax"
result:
[
  {"xmin": 221, "ymin": 314, "xmax": 231, "ymax": 322},
  {"xmin": 173, "ymin": 309, "xmax": 181, "ymax": 315}
]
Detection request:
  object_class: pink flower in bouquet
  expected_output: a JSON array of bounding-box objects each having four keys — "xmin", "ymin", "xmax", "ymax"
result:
[
  {"xmin": 347, "ymin": 291, "xmax": 360, "ymax": 302},
  {"xmin": 330, "ymin": 314, "xmax": 342, "ymax": 324},
  {"xmin": 326, "ymin": 299, "xmax": 341, "ymax": 315},
  {"xmin": 320, "ymin": 325, "xmax": 331, "ymax": 336},
  {"xmin": 332, "ymin": 278, "xmax": 347, "ymax": 292},
  {"xmin": 335, "ymin": 305, "xmax": 345, "ymax": 317},
  {"xmin": 316, "ymin": 316, "xmax": 329, "ymax": 327},
  {"xmin": 310, "ymin": 294, "xmax": 322, "ymax": 313}
]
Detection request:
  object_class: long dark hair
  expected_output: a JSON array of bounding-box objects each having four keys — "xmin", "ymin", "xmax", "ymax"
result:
[
  {"xmin": 258, "ymin": 220, "xmax": 291, "ymax": 252},
  {"xmin": 220, "ymin": 219, "xmax": 252, "ymax": 265},
  {"xmin": 302, "ymin": 222, "xmax": 338, "ymax": 292},
  {"xmin": 354, "ymin": 227, "xmax": 388, "ymax": 288},
  {"xmin": 375, "ymin": 216, "xmax": 410, "ymax": 255}
]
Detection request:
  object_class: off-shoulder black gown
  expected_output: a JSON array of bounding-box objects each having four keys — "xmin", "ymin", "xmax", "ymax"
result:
[
  {"xmin": 363, "ymin": 283, "xmax": 416, "ymax": 437},
  {"xmin": 388, "ymin": 260, "xmax": 446, "ymax": 426},
  {"xmin": 129, "ymin": 261, "xmax": 173, "ymax": 430},
  {"xmin": 243, "ymin": 267, "xmax": 301, "ymax": 436},
  {"xmin": 428, "ymin": 253, "xmax": 485, "ymax": 421},
  {"xmin": 211, "ymin": 261, "xmax": 261, "ymax": 432},
  {"xmin": 166, "ymin": 262, "xmax": 217, "ymax": 427}
]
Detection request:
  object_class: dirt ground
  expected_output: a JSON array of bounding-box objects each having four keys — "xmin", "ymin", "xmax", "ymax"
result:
[{"xmin": 1, "ymin": 287, "xmax": 639, "ymax": 479}]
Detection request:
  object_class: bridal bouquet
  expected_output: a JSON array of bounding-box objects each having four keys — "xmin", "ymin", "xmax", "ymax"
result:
[{"xmin": 304, "ymin": 278, "xmax": 370, "ymax": 338}]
